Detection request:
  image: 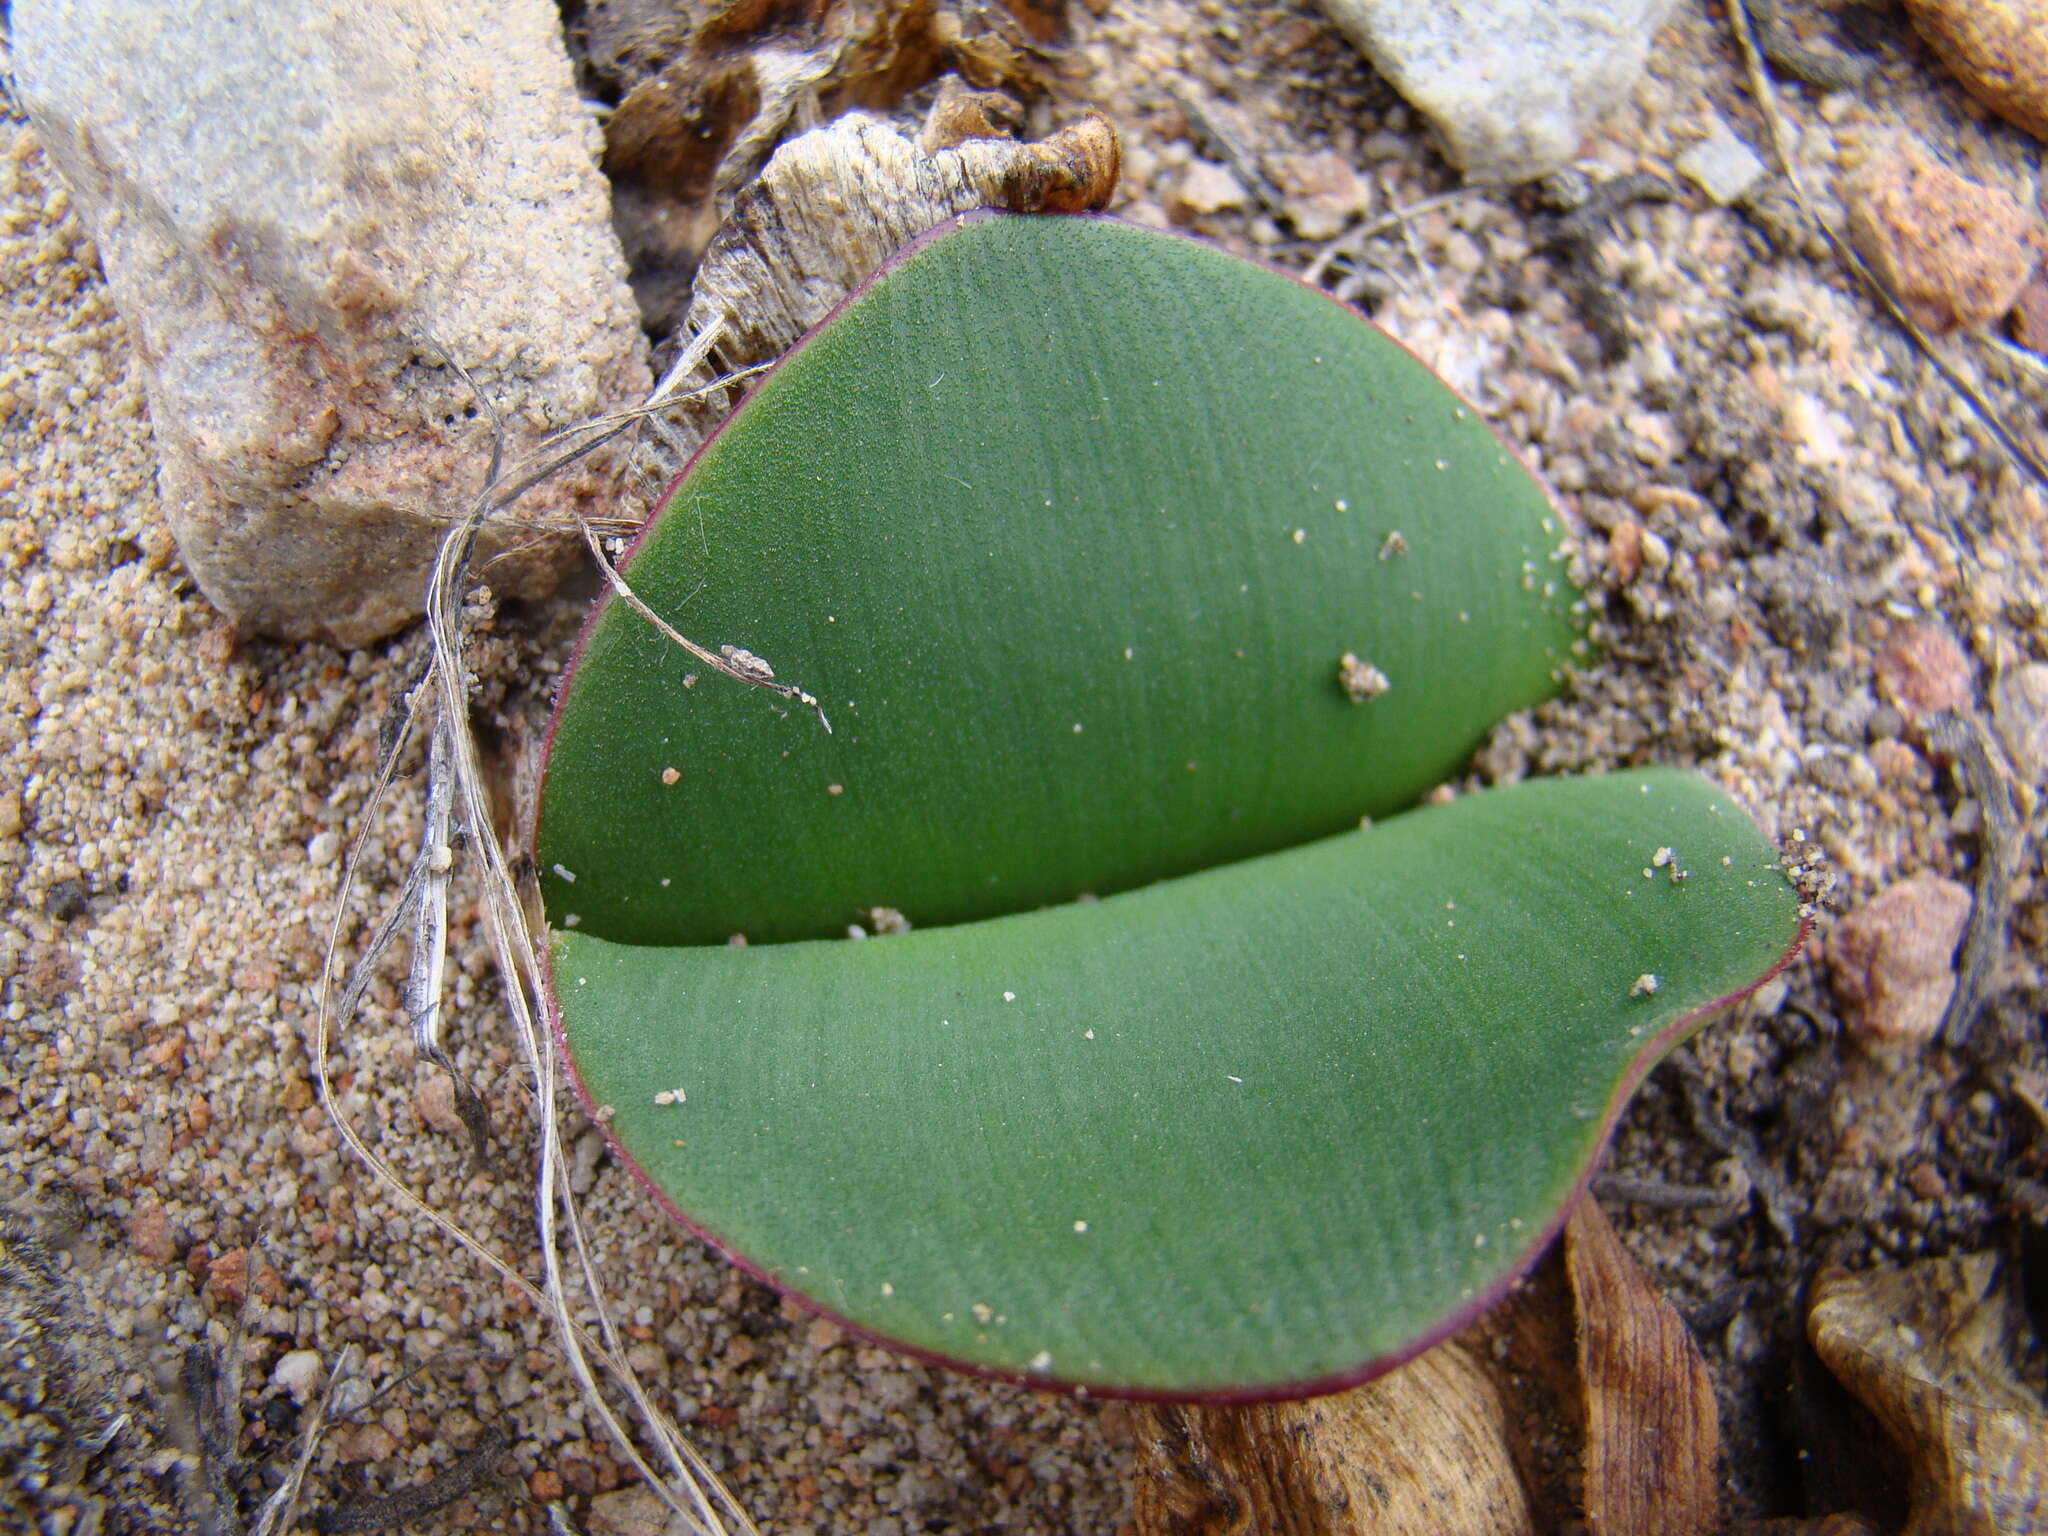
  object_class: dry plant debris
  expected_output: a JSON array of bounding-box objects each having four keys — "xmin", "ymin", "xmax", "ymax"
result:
[
  {"xmin": 1128, "ymin": 1199, "xmax": 1721, "ymax": 1534},
  {"xmin": 1566, "ymin": 1198, "xmax": 1719, "ymax": 1536},
  {"xmin": 577, "ymin": 0, "xmax": 1073, "ymax": 330},
  {"xmin": 1128, "ymin": 1340, "xmax": 1533, "ymax": 1536},
  {"xmin": 1809, "ymin": 1253, "xmax": 2048, "ymax": 1535},
  {"xmin": 636, "ymin": 106, "xmax": 1118, "ymax": 488}
]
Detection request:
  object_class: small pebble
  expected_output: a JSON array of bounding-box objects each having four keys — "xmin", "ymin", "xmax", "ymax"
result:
[
  {"xmin": 1827, "ymin": 876, "xmax": 1973, "ymax": 1049},
  {"xmin": 1907, "ymin": 1163, "xmax": 1948, "ymax": 1201},
  {"xmin": 413, "ymin": 1072, "xmax": 467, "ymax": 1136},
  {"xmin": 867, "ymin": 906, "xmax": 911, "ymax": 935},
  {"xmin": 271, "ymin": 1349, "xmax": 325, "ymax": 1406},
  {"xmin": 1606, "ymin": 520, "xmax": 1644, "ymax": 583},
  {"xmin": 529, "ymin": 1469, "xmax": 566, "ymax": 1503},
  {"xmin": 2011, "ymin": 274, "xmax": 2048, "ymax": 352},
  {"xmin": 586, "ymin": 1483, "xmax": 677, "ymax": 1536},
  {"xmin": 1270, "ymin": 149, "xmax": 1374, "ymax": 241},
  {"xmin": 1338, "ymin": 652, "xmax": 1390, "ymax": 702},
  {"xmin": 1676, "ymin": 115, "xmax": 1766, "ymax": 205},
  {"xmin": 1169, "ymin": 160, "xmax": 1248, "ymax": 220},
  {"xmin": 128, "ymin": 1198, "xmax": 175, "ymax": 1265},
  {"xmin": 1843, "ymin": 140, "xmax": 2038, "ymax": 334},
  {"xmin": 1875, "ymin": 622, "xmax": 1971, "ymax": 716},
  {"xmin": 203, "ymin": 1246, "xmax": 249, "ymax": 1307}
]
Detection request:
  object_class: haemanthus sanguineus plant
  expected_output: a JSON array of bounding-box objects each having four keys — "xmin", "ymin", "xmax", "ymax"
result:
[{"xmin": 535, "ymin": 211, "xmax": 1803, "ymax": 1400}]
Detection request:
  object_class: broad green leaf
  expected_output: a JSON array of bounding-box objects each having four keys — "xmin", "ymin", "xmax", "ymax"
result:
[
  {"xmin": 538, "ymin": 213, "xmax": 1580, "ymax": 946},
  {"xmin": 555, "ymin": 770, "xmax": 1797, "ymax": 1396},
  {"xmin": 537, "ymin": 212, "xmax": 1803, "ymax": 1397}
]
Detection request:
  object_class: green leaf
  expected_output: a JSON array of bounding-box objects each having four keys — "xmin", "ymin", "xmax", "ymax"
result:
[
  {"xmin": 536, "ymin": 212, "xmax": 1803, "ymax": 1397},
  {"xmin": 538, "ymin": 213, "xmax": 1581, "ymax": 946},
  {"xmin": 554, "ymin": 769, "xmax": 1796, "ymax": 1396}
]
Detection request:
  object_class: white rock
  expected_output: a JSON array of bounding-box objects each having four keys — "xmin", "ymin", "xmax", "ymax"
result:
[
  {"xmin": 271, "ymin": 1349, "xmax": 324, "ymax": 1405},
  {"xmin": 1315, "ymin": 0, "xmax": 1679, "ymax": 184},
  {"xmin": 586, "ymin": 1484, "xmax": 697, "ymax": 1536},
  {"xmin": 1676, "ymin": 114, "xmax": 1767, "ymax": 205},
  {"xmin": 1170, "ymin": 159, "xmax": 1250, "ymax": 220},
  {"xmin": 1994, "ymin": 663, "xmax": 2048, "ymax": 785},
  {"xmin": 11, "ymin": 0, "xmax": 652, "ymax": 646}
]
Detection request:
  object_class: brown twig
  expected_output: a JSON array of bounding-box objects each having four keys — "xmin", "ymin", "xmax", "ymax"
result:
[
  {"xmin": 1592, "ymin": 1172, "xmax": 1743, "ymax": 1216},
  {"xmin": 1673, "ymin": 1057, "xmax": 1801, "ymax": 1245},
  {"xmin": 1924, "ymin": 711, "xmax": 2025, "ymax": 1051}
]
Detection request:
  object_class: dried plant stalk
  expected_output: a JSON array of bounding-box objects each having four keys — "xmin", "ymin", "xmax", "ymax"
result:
[
  {"xmin": 1810, "ymin": 1253, "xmax": 2048, "ymax": 1536},
  {"xmin": 1129, "ymin": 1344, "xmax": 1534, "ymax": 1536},
  {"xmin": 310, "ymin": 325, "xmax": 783, "ymax": 1536},
  {"xmin": 1566, "ymin": 1199, "xmax": 1720, "ymax": 1536}
]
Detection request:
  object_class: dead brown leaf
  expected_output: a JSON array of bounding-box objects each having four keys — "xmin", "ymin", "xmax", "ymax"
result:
[
  {"xmin": 1809, "ymin": 1252, "xmax": 2048, "ymax": 1536},
  {"xmin": 1567, "ymin": 1198, "xmax": 1721, "ymax": 1536},
  {"xmin": 1126, "ymin": 1196, "xmax": 1728, "ymax": 1535},
  {"xmin": 1128, "ymin": 1341, "xmax": 1534, "ymax": 1536},
  {"xmin": 580, "ymin": 0, "xmax": 1075, "ymax": 331}
]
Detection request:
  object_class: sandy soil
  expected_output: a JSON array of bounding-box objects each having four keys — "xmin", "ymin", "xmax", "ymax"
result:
[{"xmin": 5, "ymin": 0, "xmax": 2047, "ymax": 1530}]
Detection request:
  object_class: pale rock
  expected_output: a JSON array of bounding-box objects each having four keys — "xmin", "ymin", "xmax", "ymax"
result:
[
  {"xmin": 1169, "ymin": 159, "xmax": 1250, "ymax": 221},
  {"xmin": 330, "ymin": 1421, "xmax": 397, "ymax": 1463},
  {"xmin": 1993, "ymin": 662, "xmax": 2048, "ymax": 784},
  {"xmin": 127, "ymin": 1197, "xmax": 175, "ymax": 1265},
  {"xmin": 1828, "ymin": 876, "xmax": 1973, "ymax": 1050},
  {"xmin": 10, "ymin": 0, "xmax": 653, "ymax": 646},
  {"xmin": 1676, "ymin": 114, "xmax": 1766, "ymax": 205},
  {"xmin": 412, "ymin": 1071, "xmax": 468, "ymax": 1137},
  {"xmin": 1314, "ymin": 0, "xmax": 1680, "ymax": 183},
  {"xmin": 2012, "ymin": 275, "xmax": 2048, "ymax": 353},
  {"xmin": 1271, "ymin": 150, "xmax": 1375, "ymax": 240},
  {"xmin": 271, "ymin": 1349, "xmax": 325, "ymax": 1405},
  {"xmin": 1782, "ymin": 390, "xmax": 1852, "ymax": 468},
  {"xmin": 587, "ymin": 1484, "xmax": 695, "ymax": 1536}
]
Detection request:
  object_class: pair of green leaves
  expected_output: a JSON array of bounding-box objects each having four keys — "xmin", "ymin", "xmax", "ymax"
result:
[{"xmin": 538, "ymin": 212, "xmax": 1800, "ymax": 1398}]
